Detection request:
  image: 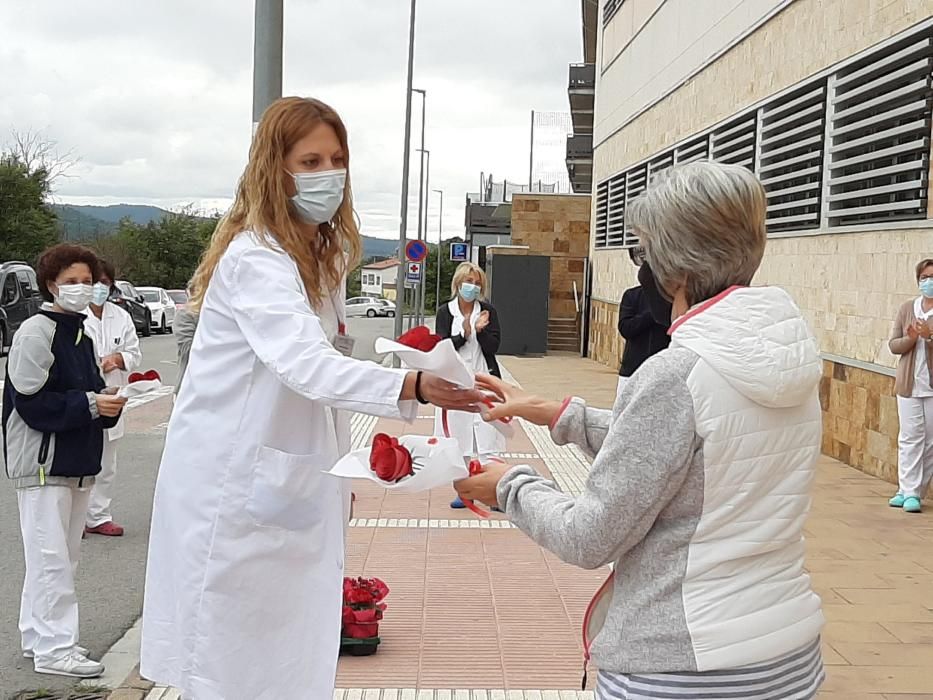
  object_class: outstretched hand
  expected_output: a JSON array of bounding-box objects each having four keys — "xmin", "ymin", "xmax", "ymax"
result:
[
  {"xmin": 475, "ymin": 374, "xmax": 563, "ymax": 427},
  {"xmin": 454, "ymin": 461, "xmax": 513, "ymax": 507},
  {"xmin": 418, "ymin": 373, "xmax": 486, "ymax": 413}
]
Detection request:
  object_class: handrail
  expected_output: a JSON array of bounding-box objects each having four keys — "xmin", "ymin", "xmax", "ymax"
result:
[{"xmin": 573, "ymin": 280, "xmax": 580, "ymax": 315}]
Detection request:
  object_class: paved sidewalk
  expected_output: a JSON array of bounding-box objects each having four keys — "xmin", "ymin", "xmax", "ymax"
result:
[{"xmin": 121, "ymin": 355, "xmax": 933, "ymax": 699}]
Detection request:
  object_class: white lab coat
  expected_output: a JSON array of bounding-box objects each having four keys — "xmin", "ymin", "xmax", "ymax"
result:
[
  {"xmin": 84, "ymin": 302, "xmax": 142, "ymax": 441},
  {"xmin": 434, "ymin": 299, "xmax": 505, "ymax": 458},
  {"xmin": 141, "ymin": 232, "xmax": 415, "ymax": 700}
]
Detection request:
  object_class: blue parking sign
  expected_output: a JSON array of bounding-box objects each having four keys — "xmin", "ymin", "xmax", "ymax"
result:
[{"xmin": 450, "ymin": 243, "xmax": 469, "ymax": 262}]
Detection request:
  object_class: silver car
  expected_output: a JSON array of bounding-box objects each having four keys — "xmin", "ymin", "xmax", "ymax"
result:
[{"xmin": 346, "ymin": 296, "xmax": 396, "ymax": 318}]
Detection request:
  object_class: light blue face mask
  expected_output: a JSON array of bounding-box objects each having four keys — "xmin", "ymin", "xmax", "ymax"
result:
[
  {"xmin": 287, "ymin": 169, "xmax": 347, "ymax": 224},
  {"xmin": 920, "ymin": 278, "xmax": 933, "ymax": 299},
  {"xmin": 92, "ymin": 282, "xmax": 110, "ymax": 306},
  {"xmin": 459, "ymin": 283, "xmax": 481, "ymax": 302}
]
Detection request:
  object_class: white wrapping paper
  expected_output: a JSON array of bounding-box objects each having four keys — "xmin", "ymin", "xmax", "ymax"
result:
[
  {"xmin": 117, "ymin": 379, "xmax": 162, "ymax": 399},
  {"xmin": 326, "ymin": 435, "xmax": 468, "ymax": 493}
]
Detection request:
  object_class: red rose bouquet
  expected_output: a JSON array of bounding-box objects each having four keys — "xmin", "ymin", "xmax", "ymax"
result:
[
  {"xmin": 341, "ymin": 576, "xmax": 390, "ymax": 655},
  {"xmin": 369, "ymin": 433, "xmax": 419, "ymax": 483},
  {"xmin": 396, "ymin": 325, "xmax": 443, "ymax": 352}
]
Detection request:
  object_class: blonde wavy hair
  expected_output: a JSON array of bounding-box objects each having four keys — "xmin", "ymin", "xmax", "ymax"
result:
[{"xmin": 190, "ymin": 97, "xmax": 362, "ymax": 311}]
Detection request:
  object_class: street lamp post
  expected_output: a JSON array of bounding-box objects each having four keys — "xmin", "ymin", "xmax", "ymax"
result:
[
  {"xmin": 432, "ymin": 189, "xmax": 444, "ymax": 315},
  {"xmin": 416, "ymin": 149, "xmax": 430, "ymax": 326},
  {"xmin": 252, "ymin": 0, "xmax": 284, "ymax": 132},
  {"xmin": 412, "ymin": 89, "xmax": 427, "ymax": 327},
  {"xmin": 394, "ymin": 0, "xmax": 418, "ymax": 347}
]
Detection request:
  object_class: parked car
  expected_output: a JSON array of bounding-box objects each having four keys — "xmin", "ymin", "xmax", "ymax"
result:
[
  {"xmin": 114, "ymin": 280, "xmax": 152, "ymax": 337},
  {"xmin": 0, "ymin": 261, "xmax": 42, "ymax": 355},
  {"xmin": 138, "ymin": 286, "xmax": 176, "ymax": 334},
  {"xmin": 346, "ymin": 296, "xmax": 396, "ymax": 318},
  {"xmin": 167, "ymin": 289, "xmax": 189, "ymax": 310}
]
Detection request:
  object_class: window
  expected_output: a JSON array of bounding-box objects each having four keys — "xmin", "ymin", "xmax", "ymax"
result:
[
  {"xmin": 603, "ymin": 0, "xmax": 626, "ymax": 25},
  {"xmin": 592, "ymin": 21, "xmax": 933, "ymax": 250},
  {"xmin": 15, "ymin": 271, "xmax": 31, "ymax": 297},
  {"xmin": 759, "ymin": 81, "xmax": 826, "ymax": 233},
  {"xmin": 827, "ymin": 33, "xmax": 933, "ymax": 226},
  {"xmin": 1, "ymin": 275, "xmax": 18, "ymax": 305},
  {"xmin": 141, "ymin": 290, "xmax": 160, "ymax": 303}
]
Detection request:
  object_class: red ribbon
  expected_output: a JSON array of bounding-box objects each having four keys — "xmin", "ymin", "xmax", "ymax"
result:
[{"xmin": 442, "ymin": 409, "xmax": 491, "ymax": 518}]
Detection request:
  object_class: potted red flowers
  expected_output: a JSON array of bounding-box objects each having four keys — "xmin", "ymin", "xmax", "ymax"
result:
[{"xmin": 340, "ymin": 576, "xmax": 389, "ymax": 656}]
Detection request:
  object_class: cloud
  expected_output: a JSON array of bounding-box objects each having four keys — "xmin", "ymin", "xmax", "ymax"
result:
[{"xmin": 0, "ymin": 0, "xmax": 582, "ymax": 240}]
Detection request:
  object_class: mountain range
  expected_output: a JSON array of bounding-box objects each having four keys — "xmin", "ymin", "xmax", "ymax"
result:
[{"xmin": 54, "ymin": 203, "xmax": 401, "ymax": 260}]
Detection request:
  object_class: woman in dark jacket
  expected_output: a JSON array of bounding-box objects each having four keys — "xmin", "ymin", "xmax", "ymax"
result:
[
  {"xmin": 617, "ymin": 246, "xmax": 671, "ymax": 398},
  {"xmin": 435, "ymin": 262, "xmax": 504, "ymax": 508},
  {"xmin": 2, "ymin": 244, "xmax": 126, "ymax": 678}
]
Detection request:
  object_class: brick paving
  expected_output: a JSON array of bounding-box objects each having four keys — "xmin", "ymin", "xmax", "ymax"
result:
[{"xmin": 123, "ymin": 355, "xmax": 933, "ymax": 699}]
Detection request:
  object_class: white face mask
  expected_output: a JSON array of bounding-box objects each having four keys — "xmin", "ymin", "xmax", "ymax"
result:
[
  {"xmin": 92, "ymin": 282, "xmax": 111, "ymax": 306},
  {"xmin": 53, "ymin": 283, "xmax": 94, "ymax": 313},
  {"xmin": 288, "ymin": 169, "xmax": 347, "ymax": 224}
]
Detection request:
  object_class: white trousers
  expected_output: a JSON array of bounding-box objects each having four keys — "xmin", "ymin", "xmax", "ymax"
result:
[
  {"xmin": 87, "ymin": 438, "xmax": 118, "ymax": 527},
  {"xmin": 897, "ymin": 396, "xmax": 933, "ymax": 498},
  {"xmin": 17, "ymin": 484, "xmax": 90, "ymax": 664}
]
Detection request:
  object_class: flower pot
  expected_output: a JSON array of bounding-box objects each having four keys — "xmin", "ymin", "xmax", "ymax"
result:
[
  {"xmin": 340, "ymin": 636, "xmax": 381, "ymax": 656},
  {"xmin": 343, "ymin": 621, "xmax": 379, "ymax": 639}
]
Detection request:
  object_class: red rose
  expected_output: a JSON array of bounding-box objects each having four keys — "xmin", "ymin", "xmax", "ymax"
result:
[
  {"xmin": 369, "ymin": 434, "xmax": 414, "ymax": 483},
  {"xmin": 346, "ymin": 588, "xmax": 375, "ymax": 606},
  {"xmin": 397, "ymin": 325, "xmax": 443, "ymax": 352},
  {"xmin": 128, "ymin": 369, "xmax": 161, "ymax": 383}
]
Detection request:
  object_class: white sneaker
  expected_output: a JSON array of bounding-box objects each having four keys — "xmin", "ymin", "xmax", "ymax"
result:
[
  {"xmin": 23, "ymin": 644, "xmax": 89, "ymax": 659},
  {"xmin": 34, "ymin": 650, "xmax": 104, "ymax": 678}
]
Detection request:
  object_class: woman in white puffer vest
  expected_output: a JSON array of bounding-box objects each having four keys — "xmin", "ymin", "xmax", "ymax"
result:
[{"xmin": 458, "ymin": 162, "xmax": 825, "ymax": 700}]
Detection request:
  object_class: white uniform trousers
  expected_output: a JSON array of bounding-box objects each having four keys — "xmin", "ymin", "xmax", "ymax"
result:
[
  {"xmin": 17, "ymin": 483, "xmax": 90, "ymax": 664},
  {"xmin": 87, "ymin": 438, "xmax": 118, "ymax": 527},
  {"xmin": 897, "ymin": 396, "xmax": 933, "ymax": 499}
]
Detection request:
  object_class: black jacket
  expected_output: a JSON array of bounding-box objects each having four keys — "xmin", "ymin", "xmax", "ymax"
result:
[
  {"xmin": 436, "ymin": 300, "xmax": 501, "ymax": 378},
  {"xmin": 3, "ymin": 309, "xmax": 119, "ymax": 487},
  {"xmin": 618, "ymin": 286, "xmax": 671, "ymax": 377}
]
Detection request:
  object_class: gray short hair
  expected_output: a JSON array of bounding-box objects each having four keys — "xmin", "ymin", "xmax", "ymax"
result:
[{"xmin": 628, "ymin": 161, "xmax": 767, "ymax": 305}]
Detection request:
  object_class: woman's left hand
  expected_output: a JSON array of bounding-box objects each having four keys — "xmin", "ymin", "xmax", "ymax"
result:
[
  {"xmin": 454, "ymin": 461, "xmax": 512, "ymax": 507},
  {"xmin": 476, "ymin": 310, "xmax": 490, "ymax": 332},
  {"xmin": 101, "ymin": 353, "xmax": 125, "ymax": 373}
]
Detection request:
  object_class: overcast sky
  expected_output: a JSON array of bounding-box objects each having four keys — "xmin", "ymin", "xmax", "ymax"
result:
[{"xmin": 0, "ymin": 1, "xmax": 582, "ymax": 240}]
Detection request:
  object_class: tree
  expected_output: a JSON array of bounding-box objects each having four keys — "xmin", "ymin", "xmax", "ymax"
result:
[
  {"xmin": 88, "ymin": 209, "xmax": 219, "ymax": 288},
  {"xmin": 8, "ymin": 128, "xmax": 79, "ymax": 186},
  {"xmin": 0, "ymin": 155, "xmax": 60, "ymax": 263}
]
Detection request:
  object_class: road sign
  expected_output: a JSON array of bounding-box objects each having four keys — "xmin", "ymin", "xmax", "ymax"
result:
[
  {"xmin": 406, "ymin": 261, "xmax": 423, "ymax": 283},
  {"xmin": 450, "ymin": 243, "xmax": 469, "ymax": 262},
  {"xmin": 405, "ymin": 240, "xmax": 428, "ymax": 263}
]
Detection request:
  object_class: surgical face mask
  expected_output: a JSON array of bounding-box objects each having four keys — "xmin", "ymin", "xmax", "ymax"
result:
[
  {"xmin": 459, "ymin": 283, "xmax": 481, "ymax": 302},
  {"xmin": 288, "ymin": 169, "xmax": 347, "ymax": 224},
  {"xmin": 637, "ymin": 262, "xmax": 674, "ymax": 327},
  {"xmin": 92, "ymin": 282, "xmax": 111, "ymax": 306},
  {"xmin": 53, "ymin": 283, "xmax": 94, "ymax": 313},
  {"xmin": 920, "ymin": 278, "xmax": 933, "ymax": 299}
]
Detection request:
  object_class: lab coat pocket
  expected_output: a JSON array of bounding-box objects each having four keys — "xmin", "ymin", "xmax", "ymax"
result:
[{"xmin": 247, "ymin": 446, "xmax": 328, "ymax": 530}]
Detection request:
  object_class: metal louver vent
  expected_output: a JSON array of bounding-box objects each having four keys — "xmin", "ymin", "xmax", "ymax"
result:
[
  {"xmin": 623, "ymin": 165, "xmax": 647, "ymax": 247},
  {"xmin": 604, "ymin": 0, "xmax": 625, "ymax": 24},
  {"xmin": 827, "ymin": 33, "xmax": 933, "ymax": 226},
  {"xmin": 594, "ymin": 179, "xmax": 609, "ymax": 248},
  {"xmin": 606, "ymin": 173, "xmax": 627, "ymax": 247},
  {"xmin": 758, "ymin": 82, "xmax": 827, "ymax": 233},
  {"xmin": 648, "ymin": 151, "xmax": 675, "ymax": 181},
  {"xmin": 674, "ymin": 136, "xmax": 710, "ymax": 165},
  {"xmin": 711, "ymin": 115, "xmax": 757, "ymax": 170}
]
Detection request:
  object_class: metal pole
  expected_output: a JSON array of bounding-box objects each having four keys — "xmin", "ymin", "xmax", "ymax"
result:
[
  {"xmin": 419, "ymin": 150, "xmax": 430, "ymax": 325},
  {"xmin": 433, "ymin": 189, "xmax": 443, "ymax": 316},
  {"xmin": 413, "ymin": 90, "xmax": 426, "ymax": 327},
  {"xmin": 528, "ymin": 109, "xmax": 535, "ymax": 189},
  {"xmin": 394, "ymin": 0, "xmax": 418, "ymax": 346},
  {"xmin": 252, "ymin": 0, "xmax": 284, "ymax": 131}
]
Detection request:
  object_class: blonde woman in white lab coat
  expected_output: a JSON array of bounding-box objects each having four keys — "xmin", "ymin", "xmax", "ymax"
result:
[
  {"xmin": 140, "ymin": 97, "xmax": 485, "ymax": 700},
  {"xmin": 83, "ymin": 258, "xmax": 141, "ymax": 537}
]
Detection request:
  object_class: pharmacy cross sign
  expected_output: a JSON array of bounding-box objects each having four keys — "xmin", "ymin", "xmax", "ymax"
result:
[{"xmin": 406, "ymin": 262, "xmax": 423, "ymax": 283}]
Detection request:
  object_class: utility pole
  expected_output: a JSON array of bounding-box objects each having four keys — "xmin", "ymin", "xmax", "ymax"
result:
[
  {"xmin": 528, "ymin": 109, "xmax": 535, "ymax": 189},
  {"xmin": 432, "ymin": 189, "xmax": 443, "ymax": 316},
  {"xmin": 413, "ymin": 89, "xmax": 427, "ymax": 328},
  {"xmin": 252, "ymin": 0, "xmax": 284, "ymax": 132},
  {"xmin": 394, "ymin": 0, "xmax": 418, "ymax": 345},
  {"xmin": 417, "ymin": 149, "xmax": 430, "ymax": 325}
]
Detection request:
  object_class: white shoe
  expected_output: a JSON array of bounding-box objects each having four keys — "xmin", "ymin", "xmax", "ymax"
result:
[
  {"xmin": 23, "ymin": 644, "xmax": 89, "ymax": 659},
  {"xmin": 34, "ymin": 650, "xmax": 104, "ymax": 678}
]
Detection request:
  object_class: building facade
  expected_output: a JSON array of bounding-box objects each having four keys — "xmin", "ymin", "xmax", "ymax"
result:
[
  {"xmin": 361, "ymin": 258, "xmax": 399, "ymax": 300},
  {"xmin": 584, "ymin": 0, "xmax": 933, "ymax": 483}
]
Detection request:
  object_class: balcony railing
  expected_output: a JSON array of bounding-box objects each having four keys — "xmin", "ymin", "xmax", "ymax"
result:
[
  {"xmin": 566, "ymin": 134, "xmax": 593, "ymax": 161},
  {"xmin": 569, "ymin": 63, "xmax": 596, "ymax": 91}
]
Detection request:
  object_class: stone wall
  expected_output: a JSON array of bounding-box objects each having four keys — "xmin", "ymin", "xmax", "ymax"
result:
[{"xmin": 510, "ymin": 194, "xmax": 591, "ymax": 320}]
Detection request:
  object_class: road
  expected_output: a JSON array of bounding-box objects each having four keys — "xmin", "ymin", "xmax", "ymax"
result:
[{"xmin": 0, "ymin": 315, "xmax": 408, "ymax": 698}]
